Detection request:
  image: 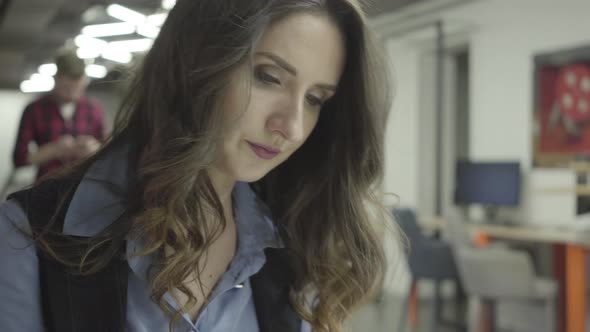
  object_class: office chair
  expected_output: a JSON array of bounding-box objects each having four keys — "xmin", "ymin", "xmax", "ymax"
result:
[
  {"xmin": 394, "ymin": 208, "xmax": 464, "ymax": 332},
  {"xmin": 447, "ymin": 219, "xmax": 557, "ymax": 332}
]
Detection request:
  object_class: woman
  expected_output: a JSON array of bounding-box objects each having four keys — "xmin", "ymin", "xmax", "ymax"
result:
[{"xmin": 0, "ymin": 0, "xmax": 392, "ymax": 331}]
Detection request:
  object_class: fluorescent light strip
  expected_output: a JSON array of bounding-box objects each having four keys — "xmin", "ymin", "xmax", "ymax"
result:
[
  {"xmin": 161, "ymin": 0, "xmax": 176, "ymax": 10},
  {"xmin": 75, "ymin": 35, "xmax": 108, "ymax": 49},
  {"xmin": 85, "ymin": 64, "xmax": 108, "ymax": 79},
  {"xmin": 147, "ymin": 13, "xmax": 167, "ymax": 27},
  {"xmin": 30, "ymin": 73, "xmax": 51, "ymax": 81},
  {"xmin": 101, "ymin": 48, "xmax": 133, "ymax": 64},
  {"xmin": 109, "ymin": 38, "xmax": 154, "ymax": 53},
  {"xmin": 77, "ymin": 48, "xmax": 101, "ymax": 59},
  {"xmin": 82, "ymin": 22, "xmax": 135, "ymax": 37},
  {"xmin": 137, "ymin": 24, "xmax": 160, "ymax": 38},
  {"xmin": 20, "ymin": 76, "xmax": 55, "ymax": 93},
  {"xmin": 38, "ymin": 63, "xmax": 57, "ymax": 76},
  {"xmin": 107, "ymin": 4, "xmax": 146, "ymax": 25},
  {"xmin": 75, "ymin": 35, "xmax": 108, "ymax": 59}
]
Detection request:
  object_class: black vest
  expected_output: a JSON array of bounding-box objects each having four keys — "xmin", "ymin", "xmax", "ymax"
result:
[{"xmin": 8, "ymin": 178, "xmax": 301, "ymax": 332}]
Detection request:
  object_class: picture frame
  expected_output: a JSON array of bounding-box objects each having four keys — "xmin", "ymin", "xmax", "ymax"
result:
[{"xmin": 533, "ymin": 44, "xmax": 590, "ymax": 168}]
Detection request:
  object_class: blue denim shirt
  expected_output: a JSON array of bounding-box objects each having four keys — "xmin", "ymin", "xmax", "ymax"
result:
[{"xmin": 0, "ymin": 144, "xmax": 311, "ymax": 332}]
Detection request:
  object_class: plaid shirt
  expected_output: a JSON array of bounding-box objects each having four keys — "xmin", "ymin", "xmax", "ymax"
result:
[{"xmin": 12, "ymin": 94, "xmax": 105, "ymax": 181}]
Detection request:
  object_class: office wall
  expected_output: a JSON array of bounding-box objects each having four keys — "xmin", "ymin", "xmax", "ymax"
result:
[
  {"xmin": 463, "ymin": 1, "xmax": 590, "ymax": 222},
  {"xmin": 467, "ymin": 1, "xmax": 590, "ymax": 161},
  {"xmin": 384, "ymin": 40, "xmax": 421, "ymax": 208},
  {"xmin": 382, "ymin": 0, "xmax": 590, "ymax": 221},
  {"xmin": 0, "ymin": 90, "xmax": 34, "ymax": 190},
  {"xmin": 379, "ymin": 0, "xmax": 590, "ymax": 295}
]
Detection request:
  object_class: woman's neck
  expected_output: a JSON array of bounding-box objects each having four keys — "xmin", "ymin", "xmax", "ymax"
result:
[{"xmin": 206, "ymin": 167, "xmax": 235, "ymax": 220}]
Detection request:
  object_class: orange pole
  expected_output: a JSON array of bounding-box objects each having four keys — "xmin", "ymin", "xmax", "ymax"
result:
[
  {"xmin": 409, "ymin": 282, "xmax": 419, "ymax": 328},
  {"xmin": 565, "ymin": 245, "xmax": 586, "ymax": 332},
  {"xmin": 477, "ymin": 300, "xmax": 494, "ymax": 332},
  {"xmin": 552, "ymin": 244, "xmax": 566, "ymax": 332}
]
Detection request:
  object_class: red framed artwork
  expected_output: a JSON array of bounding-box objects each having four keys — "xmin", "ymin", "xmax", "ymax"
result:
[{"xmin": 534, "ymin": 46, "xmax": 590, "ymax": 167}]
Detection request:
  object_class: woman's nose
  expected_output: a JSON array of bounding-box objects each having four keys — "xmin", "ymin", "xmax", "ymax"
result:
[{"xmin": 266, "ymin": 96, "xmax": 305, "ymax": 142}]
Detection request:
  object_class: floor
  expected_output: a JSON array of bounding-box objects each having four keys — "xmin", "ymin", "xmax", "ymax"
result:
[
  {"xmin": 346, "ymin": 294, "xmax": 462, "ymax": 332},
  {"xmin": 346, "ymin": 293, "xmax": 590, "ymax": 332}
]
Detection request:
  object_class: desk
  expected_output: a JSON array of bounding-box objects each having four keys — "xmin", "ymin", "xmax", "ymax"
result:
[{"xmin": 466, "ymin": 223, "xmax": 590, "ymax": 332}]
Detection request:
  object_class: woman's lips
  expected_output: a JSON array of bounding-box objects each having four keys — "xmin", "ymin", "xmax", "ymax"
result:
[{"xmin": 247, "ymin": 141, "xmax": 280, "ymax": 160}]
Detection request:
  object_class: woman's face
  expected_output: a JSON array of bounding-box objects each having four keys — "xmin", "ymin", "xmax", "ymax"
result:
[{"xmin": 213, "ymin": 12, "xmax": 346, "ymax": 183}]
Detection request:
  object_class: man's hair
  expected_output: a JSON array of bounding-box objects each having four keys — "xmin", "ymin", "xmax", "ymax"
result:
[{"xmin": 55, "ymin": 49, "xmax": 85, "ymax": 78}]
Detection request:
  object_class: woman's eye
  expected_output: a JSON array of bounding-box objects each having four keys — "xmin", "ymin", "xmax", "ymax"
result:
[
  {"xmin": 306, "ymin": 94, "xmax": 324, "ymax": 108},
  {"xmin": 254, "ymin": 67, "xmax": 281, "ymax": 85}
]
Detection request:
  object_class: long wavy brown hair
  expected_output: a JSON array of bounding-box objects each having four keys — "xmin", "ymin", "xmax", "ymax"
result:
[{"xmin": 30, "ymin": 0, "xmax": 393, "ymax": 331}]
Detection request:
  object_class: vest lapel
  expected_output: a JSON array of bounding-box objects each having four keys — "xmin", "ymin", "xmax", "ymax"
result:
[
  {"xmin": 250, "ymin": 248, "xmax": 302, "ymax": 332},
  {"xmin": 8, "ymin": 178, "xmax": 129, "ymax": 332},
  {"xmin": 9, "ymin": 179, "xmax": 301, "ymax": 332}
]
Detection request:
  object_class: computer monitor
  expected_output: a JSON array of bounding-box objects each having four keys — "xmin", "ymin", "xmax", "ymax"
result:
[{"xmin": 454, "ymin": 161, "xmax": 521, "ymax": 221}]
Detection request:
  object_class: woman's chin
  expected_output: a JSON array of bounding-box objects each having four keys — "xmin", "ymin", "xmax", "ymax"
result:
[{"xmin": 236, "ymin": 168, "xmax": 272, "ymax": 183}]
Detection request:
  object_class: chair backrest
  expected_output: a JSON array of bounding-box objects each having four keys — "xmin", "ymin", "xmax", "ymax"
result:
[
  {"xmin": 392, "ymin": 208, "xmax": 425, "ymax": 245},
  {"xmin": 454, "ymin": 246, "xmax": 536, "ymax": 299},
  {"xmin": 393, "ymin": 208, "xmax": 460, "ymax": 280}
]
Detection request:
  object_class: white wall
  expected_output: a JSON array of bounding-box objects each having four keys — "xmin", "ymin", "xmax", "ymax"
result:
[
  {"xmin": 384, "ymin": 40, "xmax": 421, "ymax": 208},
  {"xmin": 465, "ymin": 1, "xmax": 590, "ymax": 163},
  {"xmin": 0, "ymin": 90, "xmax": 35, "ymax": 191},
  {"xmin": 381, "ymin": 0, "xmax": 590, "ymax": 221},
  {"xmin": 459, "ymin": 1, "xmax": 590, "ymax": 222},
  {"xmin": 378, "ymin": 0, "xmax": 590, "ymax": 294}
]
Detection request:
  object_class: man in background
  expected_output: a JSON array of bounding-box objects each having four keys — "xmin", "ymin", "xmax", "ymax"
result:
[{"xmin": 12, "ymin": 49, "xmax": 105, "ymax": 181}]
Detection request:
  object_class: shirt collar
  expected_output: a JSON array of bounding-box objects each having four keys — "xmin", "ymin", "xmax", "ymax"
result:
[
  {"xmin": 232, "ymin": 182, "xmax": 284, "ymax": 255},
  {"xmin": 128, "ymin": 182, "xmax": 284, "ymax": 281},
  {"xmin": 62, "ymin": 143, "xmax": 131, "ymax": 236},
  {"xmin": 61, "ymin": 142, "xmax": 283, "ymax": 281}
]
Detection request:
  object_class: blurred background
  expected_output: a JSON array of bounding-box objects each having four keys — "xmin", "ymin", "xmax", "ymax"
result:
[{"xmin": 2, "ymin": 0, "xmax": 590, "ymax": 331}]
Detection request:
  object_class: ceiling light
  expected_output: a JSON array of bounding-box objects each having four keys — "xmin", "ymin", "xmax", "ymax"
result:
[
  {"xmin": 101, "ymin": 48, "xmax": 133, "ymax": 64},
  {"xmin": 147, "ymin": 13, "xmax": 167, "ymax": 27},
  {"xmin": 109, "ymin": 38, "xmax": 154, "ymax": 53},
  {"xmin": 74, "ymin": 35, "xmax": 107, "ymax": 59},
  {"xmin": 30, "ymin": 73, "xmax": 53, "ymax": 81},
  {"xmin": 82, "ymin": 22, "xmax": 135, "ymax": 37},
  {"xmin": 77, "ymin": 48, "xmax": 101, "ymax": 59},
  {"xmin": 74, "ymin": 35, "xmax": 108, "ymax": 49},
  {"xmin": 107, "ymin": 4, "xmax": 146, "ymax": 25},
  {"xmin": 38, "ymin": 63, "xmax": 57, "ymax": 76},
  {"xmin": 20, "ymin": 76, "xmax": 55, "ymax": 93},
  {"xmin": 137, "ymin": 24, "xmax": 160, "ymax": 38},
  {"xmin": 161, "ymin": 0, "xmax": 176, "ymax": 10},
  {"xmin": 85, "ymin": 64, "xmax": 108, "ymax": 79}
]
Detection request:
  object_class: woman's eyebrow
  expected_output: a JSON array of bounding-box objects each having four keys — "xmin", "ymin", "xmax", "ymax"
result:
[
  {"xmin": 255, "ymin": 51, "xmax": 297, "ymax": 76},
  {"xmin": 316, "ymin": 83, "xmax": 337, "ymax": 92},
  {"xmin": 255, "ymin": 51, "xmax": 338, "ymax": 91}
]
